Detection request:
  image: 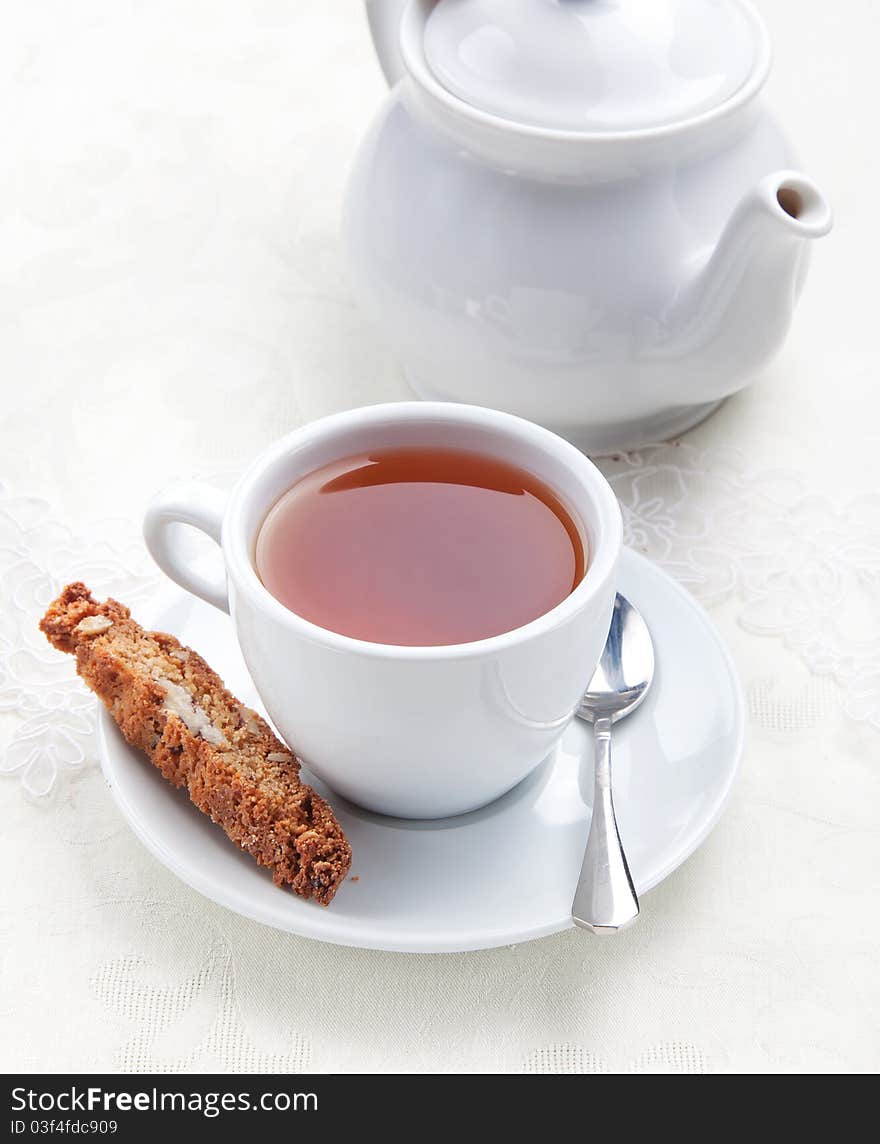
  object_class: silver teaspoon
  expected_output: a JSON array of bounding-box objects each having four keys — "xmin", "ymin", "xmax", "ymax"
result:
[{"xmin": 572, "ymin": 593, "xmax": 654, "ymax": 935}]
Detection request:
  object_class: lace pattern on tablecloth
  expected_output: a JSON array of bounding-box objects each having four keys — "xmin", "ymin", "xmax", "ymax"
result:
[
  {"xmin": 599, "ymin": 445, "xmax": 880, "ymax": 730},
  {"xmin": 2, "ymin": 443, "xmax": 878, "ymax": 801},
  {"xmin": 94, "ymin": 930, "xmax": 312, "ymax": 1072},
  {"xmin": 522, "ymin": 1040, "xmax": 709, "ymax": 1074},
  {"xmin": 0, "ymin": 479, "xmax": 155, "ymax": 798}
]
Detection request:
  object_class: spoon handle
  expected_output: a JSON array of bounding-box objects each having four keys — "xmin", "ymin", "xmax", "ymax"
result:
[{"xmin": 571, "ymin": 716, "xmax": 639, "ymax": 934}]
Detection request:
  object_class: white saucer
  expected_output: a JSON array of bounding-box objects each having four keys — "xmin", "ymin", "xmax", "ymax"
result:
[{"xmin": 96, "ymin": 548, "xmax": 744, "ymax": 953}]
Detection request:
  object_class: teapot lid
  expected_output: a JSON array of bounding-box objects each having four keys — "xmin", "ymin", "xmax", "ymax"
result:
[{"xmin": 422, "ymin": 0, "xmax": 764, "ymax": 134}]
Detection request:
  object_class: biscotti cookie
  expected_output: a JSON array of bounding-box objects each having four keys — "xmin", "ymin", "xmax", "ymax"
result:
[{"xmin": 40, "ymin": 582, "xmax": 351, "ymax": 905}]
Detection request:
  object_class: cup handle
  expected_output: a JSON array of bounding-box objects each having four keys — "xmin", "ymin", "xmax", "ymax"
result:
[{"xmin": 143, "ymin": 482, "xmax": 230, "ymax": 614}]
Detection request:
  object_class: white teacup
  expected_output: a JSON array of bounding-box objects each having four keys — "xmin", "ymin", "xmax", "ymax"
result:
[{"xmin": 143, "ymin": 402, "xmax": 621, "ymax": 818}]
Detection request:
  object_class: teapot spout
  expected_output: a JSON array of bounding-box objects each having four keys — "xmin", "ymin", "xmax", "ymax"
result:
[
  {"xmin": 705, "ymin": 170, "xmax": 832, "ymax": 310},
  {"xmin": 653, "ymin": 172, "xmax": 832, "ymax": 401}
]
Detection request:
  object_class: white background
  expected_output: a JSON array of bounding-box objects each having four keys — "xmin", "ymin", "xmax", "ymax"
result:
[{"xmin": 1, "ymin": 1, "xmax": 878, "ymax": 1073}]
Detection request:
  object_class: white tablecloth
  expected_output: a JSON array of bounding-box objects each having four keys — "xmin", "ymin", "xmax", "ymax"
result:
[{"xmin": 2, "ymin": 1, "xmax": 878, "ymax": 1074}]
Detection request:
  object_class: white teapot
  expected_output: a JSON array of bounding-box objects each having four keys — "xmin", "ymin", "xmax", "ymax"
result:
[{"xmin": 344, "ymin": 0, "xmax": 832, "ymax": 452}]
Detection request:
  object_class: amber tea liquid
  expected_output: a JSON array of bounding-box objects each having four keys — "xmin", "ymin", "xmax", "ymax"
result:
[{"xmin": 255, "ymin": 447, "xmax": 586, "ymax": 646}]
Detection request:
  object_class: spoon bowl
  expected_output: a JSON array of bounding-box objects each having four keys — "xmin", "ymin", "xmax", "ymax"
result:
[{"xmin": 578, "ymin": 595, "xmax": 655, "ymax": 724}]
